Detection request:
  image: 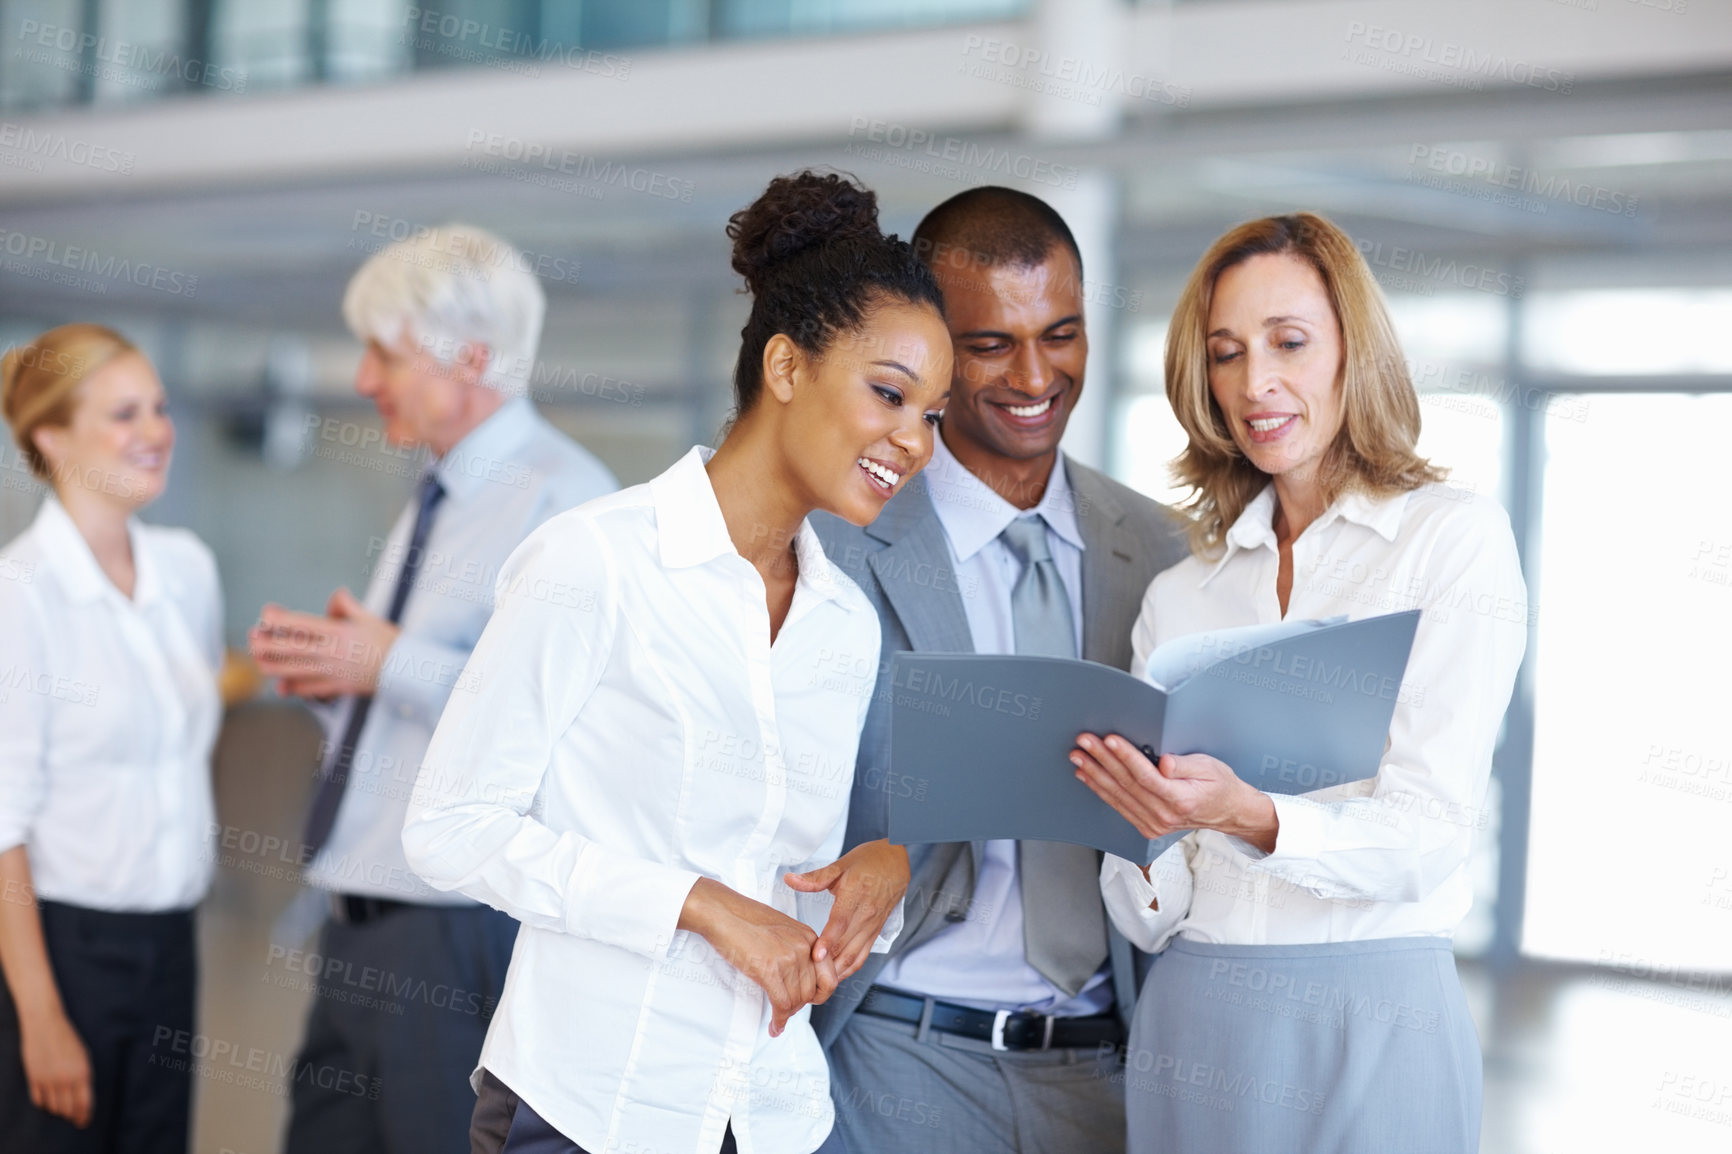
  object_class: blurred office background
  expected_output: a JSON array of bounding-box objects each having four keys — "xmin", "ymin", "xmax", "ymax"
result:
[{"xmin": 1, "ymin": 1, "xmax": 1729, "ymax": 1150}]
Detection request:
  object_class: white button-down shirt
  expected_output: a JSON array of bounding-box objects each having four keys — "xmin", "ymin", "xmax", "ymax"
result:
[
  {"xmin": 1101, "ymin": 483, "xmax": 1527, "ymax": 951},
  {"xmin": 877, "ymin": 432, "xmax": 1113, "ymax": 1015},
  {"xmin": 307, "ymin": 397, "xmax": 616, "ymax": 901},
  {"xmin": 0, "ymin": 497, "xmax": 222, "ymax": 911},
  {"xmin": 403, "ymin": 447, "xmax": 899, "ymax": 1154}
]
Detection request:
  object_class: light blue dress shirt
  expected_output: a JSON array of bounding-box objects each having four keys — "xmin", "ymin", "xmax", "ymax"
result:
[
  {"xmin": 876, "ymin": 431, "xmax": 1114, "ymax": 1015},
  {"xmin": 305, "ymin": 397, "xmax": 616, "ymax": 902}
]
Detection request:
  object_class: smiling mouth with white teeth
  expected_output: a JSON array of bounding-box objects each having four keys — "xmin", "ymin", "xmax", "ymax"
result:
[
  {"xmin": 857, "ymin": 457, "xmax": 902, "ymax": 496},
  {"xmin": 1000, "ymin": 396, "xmax": 1055, "ymax": 419},
  {"xmin": 1245, "ymin": 415, "xmax": 1298, "ymax": 443}
]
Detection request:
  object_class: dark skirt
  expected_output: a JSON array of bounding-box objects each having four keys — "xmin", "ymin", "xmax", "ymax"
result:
[{"xmin": 1125, "ymin": 936, "xmax": 1481, "ymax": 1154}]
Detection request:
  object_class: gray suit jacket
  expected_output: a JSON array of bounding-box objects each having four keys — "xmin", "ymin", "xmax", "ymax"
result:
[{"xmin": 809, "ymin": 455, "xmax": 1189, "ymax": 1047}]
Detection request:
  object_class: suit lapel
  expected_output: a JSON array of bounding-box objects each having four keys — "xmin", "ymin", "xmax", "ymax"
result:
[
  {"xmin": 1070, "ymin": 460, "xmax": 1154, "ymax": 1025},
  {"xmin": 893, "ymin": 840, "xmax": 978, "ymax": 957},
  {"xmin": 1072, "ymin": 458, "xmax": 1137, "ymax": 671},
  {"xmin": 866, "ymin": 476, "xmax": 974, "ymax": 655},
  {"xmin": 861, "ymin": 477, "xmax": 981, "ymax": 954}
]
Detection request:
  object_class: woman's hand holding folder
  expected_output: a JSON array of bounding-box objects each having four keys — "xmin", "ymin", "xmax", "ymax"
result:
[{"xmin": 1071, "ymin": 734, "xmax": 1280, "ymax": 855}]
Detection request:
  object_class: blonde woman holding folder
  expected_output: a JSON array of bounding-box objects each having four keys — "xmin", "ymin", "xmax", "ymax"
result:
[{"xmin": 1072, "ymin": 213, "xmax": 1527, "ymax": 1153}]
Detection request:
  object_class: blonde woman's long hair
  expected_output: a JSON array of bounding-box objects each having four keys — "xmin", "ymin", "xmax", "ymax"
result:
[{"xmin": 1165, "ymin": 212, "xmax": 1444, "ymax": 556}]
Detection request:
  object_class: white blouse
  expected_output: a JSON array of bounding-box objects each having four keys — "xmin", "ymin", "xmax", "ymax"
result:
[
  {"xmin": 0, "ymin": 497, "xmax": 223, "ymax": 911},
  {"xmin": 1101, "ymin": 483, "xmax": 1527, "ymax": 951},
  {"xmin": 403, "ymin": 447, "xmax": 899, "ymax": 1154}
]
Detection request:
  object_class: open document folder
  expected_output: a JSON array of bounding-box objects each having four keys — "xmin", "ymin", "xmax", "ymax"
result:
[{"xmin": 886, "ymin": 610, "xmax": 1421, "ymax": 866}]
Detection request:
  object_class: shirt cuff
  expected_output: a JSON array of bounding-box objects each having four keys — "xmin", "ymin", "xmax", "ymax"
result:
[
  {"xmin": 373, "ymin": 633, "xmax": 468, "ymax": 729},
  {"xmin": 1099, "ymin": 851, "xmax": 1191, "ymax": 955},
  {"xmin": 1251, "ymin": 794, "xmax": 1328, "ymax": 867},
  {"xmin": 870, "ymin": 899, "xmax": 905, "ymax": 954},
  {"xmin": 1102, "ymin": 853, "xmax": 1160, "ymax": 911},
  {"xmin": 563, "ymin": 840, "xmax": 701, "ymax": 962}
]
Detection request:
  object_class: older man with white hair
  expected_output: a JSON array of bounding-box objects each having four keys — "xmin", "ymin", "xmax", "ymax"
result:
[{"xmin": 249, "ymin": 224, "xmax": 615, "ymax": 1154}]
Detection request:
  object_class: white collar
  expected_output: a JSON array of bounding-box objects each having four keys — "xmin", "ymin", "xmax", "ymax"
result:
[
  {"xmin": 1201, "ymin": 482, "xmax": 1411, "ymax": 586},
  {"xmin": 923, "ymin": 432, "xmax": 1085, "ymax": 563},
  {"xmin": 32, "ymin": 496, "xmax": 161, "ymax": 607},
  {"xmin": 647, "ymin": 446, "xmax": 847, "ymax": 606},
  {"xmin": 430, "ymin": 396, "xmax": 538, "ymax": 502}
]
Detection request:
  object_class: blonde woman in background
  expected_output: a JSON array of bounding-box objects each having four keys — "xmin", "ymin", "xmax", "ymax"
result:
[
  {"xmin": 0, "ymin": 324, "xmax": 225, "ymax": 1153},
  {"xmin": 1072, "ymin": 214, "xmax": 1527, "ymax": 1152}
]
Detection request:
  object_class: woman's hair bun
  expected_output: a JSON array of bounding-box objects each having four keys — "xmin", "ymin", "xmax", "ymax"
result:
[{"xmin": 727, "ymin": 170, "xmax": 881, "ymax": 293}]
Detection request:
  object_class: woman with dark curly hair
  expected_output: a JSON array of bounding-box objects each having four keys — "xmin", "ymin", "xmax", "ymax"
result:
[{"xmin": 402, "ymin": 171, "xmax": 952, "ymax": 1154}]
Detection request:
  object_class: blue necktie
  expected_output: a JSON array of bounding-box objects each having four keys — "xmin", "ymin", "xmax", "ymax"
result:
[{"xmin": 301, "ymin": 471, "xmax": 446, "ymax": 856}]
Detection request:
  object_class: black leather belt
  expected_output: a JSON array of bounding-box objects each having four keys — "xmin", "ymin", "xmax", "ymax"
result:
[
  {"xmin": 857, "ymin": 986, "xmax": 1123, "ymax": 1052},
  {"xmin": 329, "ymin": 894, "xmax": 411, "ymax": 925}
]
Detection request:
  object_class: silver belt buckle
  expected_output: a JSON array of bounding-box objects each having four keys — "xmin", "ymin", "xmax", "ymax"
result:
[{"xmin": 991, "ymin": 1009, "xmax": 1011, "ymax": 1051}]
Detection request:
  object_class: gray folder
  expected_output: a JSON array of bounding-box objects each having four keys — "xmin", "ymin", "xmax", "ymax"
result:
[{"xmin": 886, "ymin": 610, "xmax": 1421, "ymax": 865}]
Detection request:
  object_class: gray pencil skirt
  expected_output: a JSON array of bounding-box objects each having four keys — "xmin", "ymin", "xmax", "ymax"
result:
[{"xmin": 1123, "ymin": 936, "xmax": 1481, "ymax": 1154}]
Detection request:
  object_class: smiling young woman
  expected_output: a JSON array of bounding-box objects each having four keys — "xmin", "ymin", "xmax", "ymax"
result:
[
  {"xmin": 0, "ymin": 325, "xmax": 224, "ymax": 1154},
  {"xmin": 402, "ymin": 170, "xmax": 952, "ymax": 1154}
]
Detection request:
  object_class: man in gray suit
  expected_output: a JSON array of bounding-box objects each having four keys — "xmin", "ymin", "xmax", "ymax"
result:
[{"xmin": 812, "ymin": 188, "xmax": 1187, "ymax": 1153}]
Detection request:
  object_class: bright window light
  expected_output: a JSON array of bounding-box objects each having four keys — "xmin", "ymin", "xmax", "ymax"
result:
[
  {"xmin": 1523, "ymin": 393, "xmax": 1732, "ymax": 971},
  {"xmin": 1384, "ymin": 293, "xmax": 1508, "ymax": 366},
  {"xmin": 1523, "ymin": 290, "xmax": 1732, "ymax": 375}
]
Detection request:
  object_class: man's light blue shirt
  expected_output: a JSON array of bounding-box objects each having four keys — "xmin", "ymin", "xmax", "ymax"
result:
[{"xmin": 305, "ymin": 397, "xmax": 617, "ymax": 901}]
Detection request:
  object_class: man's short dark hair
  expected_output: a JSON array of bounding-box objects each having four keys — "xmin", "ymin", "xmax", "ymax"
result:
[{"xmin": 910, "ymin": 186, "xmax": 1084, "ymax": 282}]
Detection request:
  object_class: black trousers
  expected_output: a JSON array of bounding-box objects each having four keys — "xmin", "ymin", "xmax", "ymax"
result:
[
  {"xmin": 471, "ymin": 1068, "xmax": 738, "ymax": 1154},
  {"xmin": 282, "ymin": 901, "xmax": 517, "ymax": 1154},
  {"xmin": 0, "ymin": 900, "xmax": 197, "ymax": 1154}
]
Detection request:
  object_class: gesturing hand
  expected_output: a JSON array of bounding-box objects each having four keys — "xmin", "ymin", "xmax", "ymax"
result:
[
  {"xmin": 1071, "ymin": 734, "xmax": 1279, "ymax": 854},
  {"xmin": 678, "ymin": 879, "xmax": 837, "ymax": 1037},
  {"xmin": 248, "ymin": 588, "xmax": 400, "ymax": 700},
  {"xmin": 19, "ymin": 1007, "xmax": 92, "ymax": 1128},
  {"xmin": 784, "ymin": 839, "xmax": 909, "ymax": 982}
]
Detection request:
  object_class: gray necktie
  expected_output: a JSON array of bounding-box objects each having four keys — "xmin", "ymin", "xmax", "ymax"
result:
[{"xmin": 999, "ymin": 516, "xmax": 1110, "ymax": 997}]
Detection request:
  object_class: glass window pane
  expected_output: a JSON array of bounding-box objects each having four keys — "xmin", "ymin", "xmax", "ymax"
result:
[
  {"xmin": 91, "ymin": 0, "xmax": 184, "ymax": 105},
  {"xmin": 212, "ymin": 0, "xmax": 309, "ymax": 91},
  {"xmin": 1385, "ymin": 292, "xmax": 1508, "ymax": 366},
  {"xmin": 1113, "ymin": 317, "xmax": 1186, "ymax": 506},
  {"xmin": 1524, "ymin": 290, "xmax": 1732, "ymax": 375},
  {"xmin": 2, "ymin": 0, "xmax": 91, "ymax": 110},
  {"xmin": 715, "ymin": 0, "xmax": 1026, "ymax": 39},
  {"xmin": 1414, "ymin": 386, "xmax": 1505, "ymax": 507},
  {"xmin": 577, "ymin": 0, "xmax": 684, "ymax": 52},
  {"xmin": 1114, "ymin": 393, "xmax": 1191, "ymax": 508},
  {"xmin": 327, "ymin": 0, "xmax": 411, "ymax": 84},
  {"xmin": 1523, "ymin": 392, "xmax": 1732, "ymax": 971}
]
